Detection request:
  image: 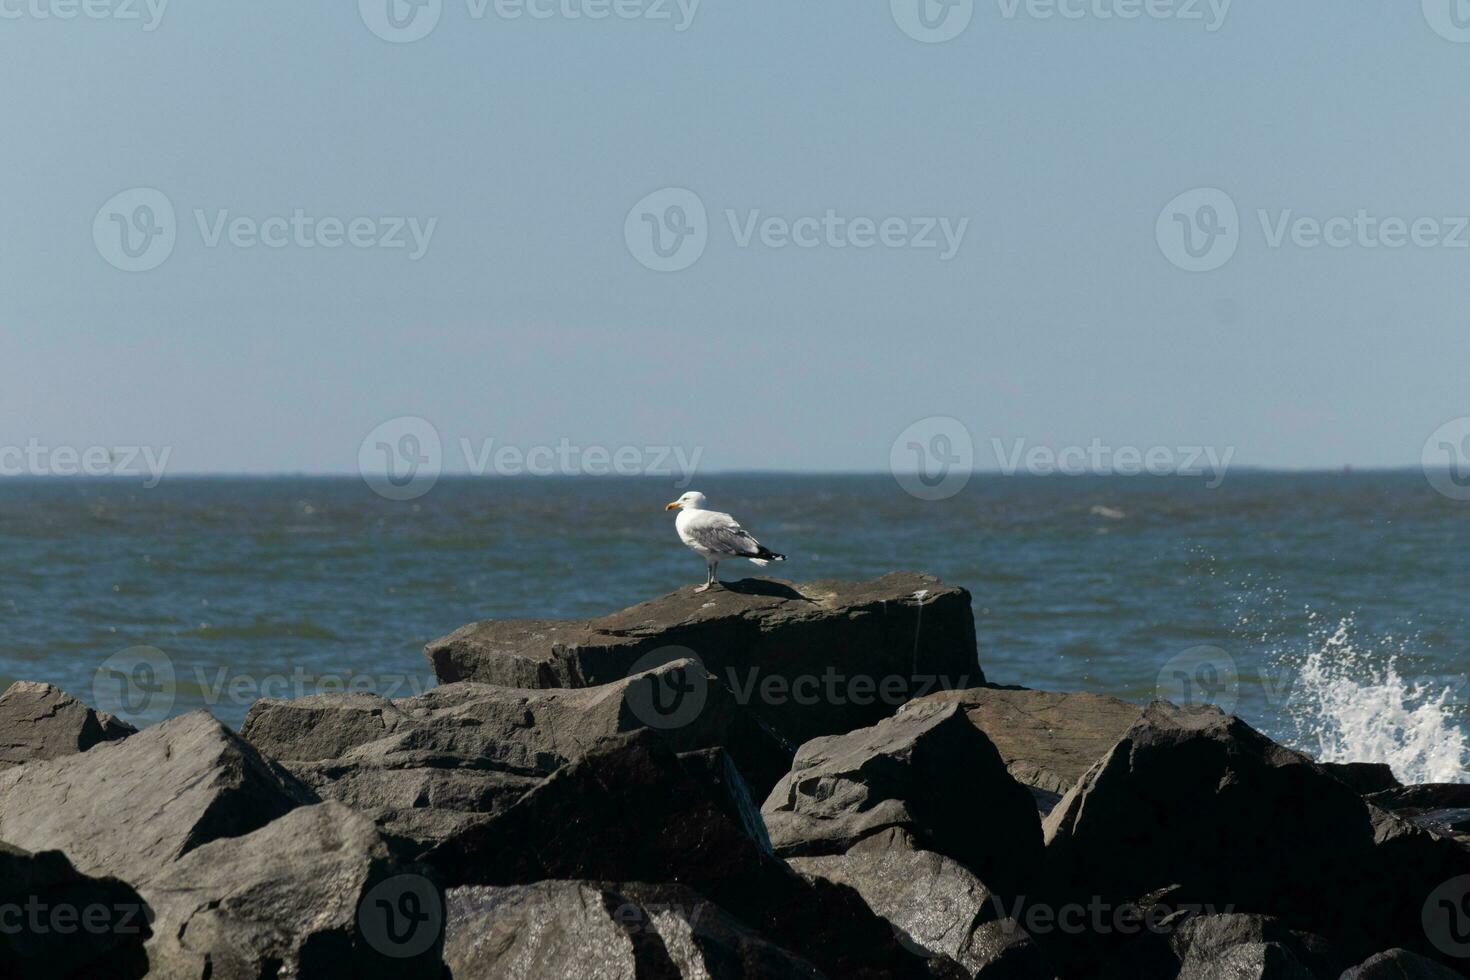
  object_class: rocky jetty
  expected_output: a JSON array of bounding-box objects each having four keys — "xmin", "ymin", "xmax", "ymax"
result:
[{"xmin": 0, "ymin": 572, "xmax": 1465, "ymax": 979}]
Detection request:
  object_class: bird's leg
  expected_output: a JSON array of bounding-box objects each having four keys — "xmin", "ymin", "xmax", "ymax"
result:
[{"xmin": 694, "ymin": 561, "xmax": 717, "ymax": 593}]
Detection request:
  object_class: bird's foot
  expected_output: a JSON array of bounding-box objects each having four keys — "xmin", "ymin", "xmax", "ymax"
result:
[{"xmin": 694, "ymin": 583, "xmax": 712, "ymax": 593}]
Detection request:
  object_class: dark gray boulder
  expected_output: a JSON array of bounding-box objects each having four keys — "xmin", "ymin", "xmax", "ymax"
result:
[
  {"xmin": 240, "ymin": 660, "xmax": 792, "ymax": 854},
  {"xmin": 421, "ymin": 729, "xmax": 942, "ymax": 980},
  {"xmin": 1367, "ymin": 807, "xmax": 1470, "ymax": 975},
  {"xmin": 443, "ymin": 880, "xmax": 825, "ymax": 979},
  {"xmin": 0, "ymin": 841, "xmax": 152, "ymax": 980},
  {"xmin": 901, "ymin": 687, "xmax": 1142, "ymax": 813},
  {"xmin": 762, "ymin": 701, "xmax": 1041, "ymax": 900},
  {"xmin": 1367, "ymin": 784, "xmax": 1470, "ymax": 843},
  {"xmin": 1037, "ymin": 701, "xmax": 1470, "ymax": 976},
  {"xmin": 0, "ymin": 711, "xmax": 315, "ymax": 886},
  {"xmin": 789, "ymin": 827, "xmax": 1050, "ymax": 978},
  {"xmin": 1341, "ymin": 948, "xmax": 1466, "ymax": 979},
  {"xmin": 1317, "ymin": 762, "xmax": 1402, "ymax": 797},
  {"xmin": 424, "ymin": 572, "xmax": 981, "ymax": 745},
  {"xmin": 143, "ymin": 802, "xmax": 444, "ymax": 979},
  {"xmin": 0, "ymin": 681, "xmax": 135, "ymax": 771}
]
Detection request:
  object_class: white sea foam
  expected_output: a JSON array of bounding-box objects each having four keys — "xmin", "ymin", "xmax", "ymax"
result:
[{"xmin": 1281, "ymin": 619, "xmax": 1468, "ymax": 785}]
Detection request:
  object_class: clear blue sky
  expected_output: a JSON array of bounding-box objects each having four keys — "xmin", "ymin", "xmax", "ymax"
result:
[{"xmin": 4, "ymin": 2, "xmax": 1468, "ymax": 473}]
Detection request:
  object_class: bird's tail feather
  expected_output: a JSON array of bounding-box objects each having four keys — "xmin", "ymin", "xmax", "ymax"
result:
[{"xmin": 750, "ymin": 547, "xmax": 786, "ymax": 566}]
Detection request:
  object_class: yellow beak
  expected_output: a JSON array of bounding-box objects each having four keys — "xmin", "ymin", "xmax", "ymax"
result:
[{"xmin": 665, "ymin": 501, "xmax": 680, "ymax": 510}]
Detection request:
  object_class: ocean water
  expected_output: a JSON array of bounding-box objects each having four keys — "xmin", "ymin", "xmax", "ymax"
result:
[{"xmin": 0, "ymin": 473, "xmax": 1465, "ymax": 785}]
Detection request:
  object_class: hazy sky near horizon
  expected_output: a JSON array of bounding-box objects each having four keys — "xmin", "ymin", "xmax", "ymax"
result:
[{"xmin": 4, "ymin": 1, "xmax": 1470, "ymax": 476}]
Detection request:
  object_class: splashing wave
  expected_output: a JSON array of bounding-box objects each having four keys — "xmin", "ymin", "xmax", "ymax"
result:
[{"xmin": 1281, "ymin": 619, "xmax": 1468, "ymax": 785}]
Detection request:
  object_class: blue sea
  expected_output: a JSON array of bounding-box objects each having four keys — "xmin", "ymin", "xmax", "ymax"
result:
[{"xmin": 1, "ymin": 473, "xmax": 1465, "ymax": 784}]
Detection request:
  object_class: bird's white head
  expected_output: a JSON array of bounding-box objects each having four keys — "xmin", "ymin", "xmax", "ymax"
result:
[{"xmin": 665, "ymin": 491, "xmax": 707, "ymax": 511}]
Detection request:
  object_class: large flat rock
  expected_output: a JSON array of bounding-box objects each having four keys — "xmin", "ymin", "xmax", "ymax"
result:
[
  {"xmin": 902, "ymin": 686, "xmax": 1143, "ymax": 809},
  {"xmin": 0, "ymin": 681, "xmax": 135, "ymax": 772},
  {"xmin": 143, "ymin": 802, "xmax": 444, "ymax": 979},
  {"xmin": 0, "ymin": 711, "xmax": 316, "ymax": 886},
  {"xmin": 240, "ymin": 659, "xmax": 793, "ymax": 854},
  {"xmin": 424, "ymin": 572, "xmax": 981, "ymax": 744}
]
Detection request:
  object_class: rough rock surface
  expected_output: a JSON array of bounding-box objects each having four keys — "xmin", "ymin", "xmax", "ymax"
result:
[
  {"xmin": 1176, "ymin": 941, "xmax": 1318, "ymax": 979},
  {"xmin": 789, "ymin": 827, "xmax": 1050, "ymax": 978},
  {"xmin": 0, "ymin": 711, "xmax": 315, "ymax": 885},
  {"xmin": 1366, "ymin": 806, "xmax": 1470, "ymax": 974},
  {"xmin": 443, "ymin": 880, "xmax": 825, "ymax": 979},
  {"xmin": 902, "ymin": 686, "xmax": 1142, "ymax": 811},
  {"xmin": 1038, "ymin": 701, "xmax": 1470, "ymax": 975},
  {"xmin": 762, "ymin": 701, "xmax": 1041, "ymax": 899},
  {"xmin": 424, "ymin": 572, "xmax": 981, "ymax": 744},
  {"xmin": 1170, "ymin": 913, "xmax": 1337, "ymax": 978},
  {"xmin": 240, "ymin": 659, "xmax": 792, "ymax": 853},
  {"xmin": 422, "ymin": 729, "xmax": 943, "ymax": 980},
  {"xmin": 1368, "ymin": 783, "xmax": 1470, "ymax": 842},
  {"xmin": 143, "ymin": 802, "xmax": 444, "ymax": 979},
  {"xmin": 0, "ymin": 841, "xmax": 152, "ymax": 980},
  {"xmin": 1341, "ymin": 948, "xmax": 1466, "ymax": 979},
  {"xmin": 0, "ymin": 681, "xmax": 135, "ymax": 771},
  {"xmin": 1317, "ymin": 762, "xmax": 1402, "ymax": 796}
]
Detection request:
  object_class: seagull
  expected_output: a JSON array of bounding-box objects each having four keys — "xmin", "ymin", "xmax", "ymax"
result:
[{"xmin": 665, "ymin": 491, "xmax": 786, "ymax": 592}]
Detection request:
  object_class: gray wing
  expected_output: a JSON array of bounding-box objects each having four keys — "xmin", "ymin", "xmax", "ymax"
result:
[{"xmin": 686, "ymin": 513, "xmax": 763, "ymax": 557}]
